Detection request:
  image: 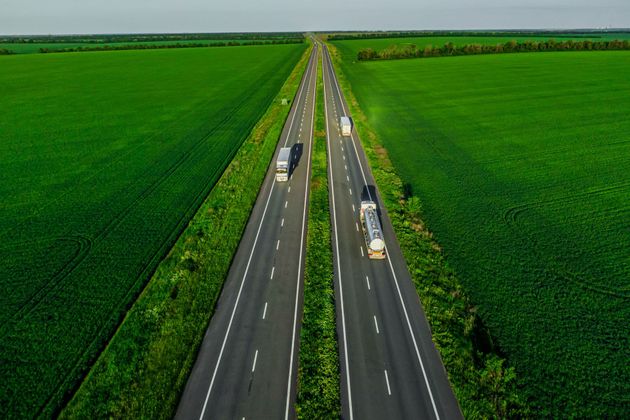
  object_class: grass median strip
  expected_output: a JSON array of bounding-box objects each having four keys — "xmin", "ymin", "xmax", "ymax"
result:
[
  {"xmin": 327, "ymin": 41, "xmax": 529, "ymax": 418},
  {"xmin": 60, "ymin": 44, "xmax": 312, "ymax": 419},
  {"xmin": 296, "ymin": 49, "xmax": 341, "ymax": 419}
]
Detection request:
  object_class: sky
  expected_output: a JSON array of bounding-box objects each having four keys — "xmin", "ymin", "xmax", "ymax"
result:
[{"xmin": 1, "ymin": 0, "xmax": 629, "ymax": 35}]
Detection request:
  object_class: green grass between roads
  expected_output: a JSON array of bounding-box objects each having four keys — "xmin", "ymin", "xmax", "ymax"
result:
[
  {"xmin": 296, "ymin": 50, "xmax": 341, "ymax": 419},
  {"xmin": 330, "ymin": 44, "xmax": 630, "ymax": 417},
  {"xmin": 61, "ymin": 45, "xmax": 312, "ymax": 419},
  {"xmin": 332, "ymin": 34, "xmax": 630, "ymax": 60},
  {"xmin": 0, "ymin": 43, "xmax": 306, "ymax": 418}
]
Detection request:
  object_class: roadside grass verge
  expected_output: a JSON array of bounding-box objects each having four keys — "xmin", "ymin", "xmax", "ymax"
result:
[
  {"xmin": 61, "ymin": 45, "xmax": 312, "ymax": 419},
  {"xmin": 296, "ymin": 49, "xmax": 341, "ymax": 419},
  {"xmin": 326, "ymin": 42, "xmax": 529, "ymax": 418}
]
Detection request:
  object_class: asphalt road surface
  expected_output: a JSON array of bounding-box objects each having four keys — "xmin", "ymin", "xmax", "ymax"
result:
[
  {"xmin": 321, "ymin": 44, "xmax": 463, "ymax": 420},
  {"xmin": 175, "ymin": 44, "xmax": 318, "ymax": 420}
]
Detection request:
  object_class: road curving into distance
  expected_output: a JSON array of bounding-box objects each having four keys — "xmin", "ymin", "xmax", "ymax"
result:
[
  {"xmin": 175, "ymin": 43, "xmax": 318, "ymax": 420},
  {"xmin": 321, "ymin": 43, "xmax": 462, "ymax": 420}
]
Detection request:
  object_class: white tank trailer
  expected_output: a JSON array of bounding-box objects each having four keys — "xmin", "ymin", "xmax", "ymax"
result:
[{"xmin": 360, "ymin": 200, "xmax": 386, "ymax": 259}]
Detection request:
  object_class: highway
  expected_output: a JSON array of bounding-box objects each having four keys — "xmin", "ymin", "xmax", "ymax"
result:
[
  {"xmin": 321, "ymin": 44, "xmax": 463, "ymax": 420},
  {"xmin": 175, "ymin": 43, "xmax": 318, "ymax": 420}
]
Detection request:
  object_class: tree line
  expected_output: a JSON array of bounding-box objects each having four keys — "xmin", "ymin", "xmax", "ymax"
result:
[
  {"xmin": 1, "ymin": 33, "xmax": 304, "ymax": 44},
  {"xmin": 0, "ymin": 48, "xmax": 15, "ymax": 55},
  {"xmin": 328, "ymin": 30, "xmax": 615, "ymax": 41},
  {"xmin": 357, "ymin": 39, "xmax": 630, "ymax": 61},
  {"xmin": 38, "ymin": 39, "xmax": 303, "ymax": 54}
]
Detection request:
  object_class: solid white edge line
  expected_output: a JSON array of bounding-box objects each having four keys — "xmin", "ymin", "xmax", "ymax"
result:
[
  {"xmin": 284, "ymin": 43, "xmax": 318, "ymax": 420},
  {"xmin": 252, "ymin": 350, "xmax": 259, "ymax": 373},
  {"xmin": 197, "ymin": 45, "xmax": 317, "ymax": 420},
  {"xmin": 384, "ymin": 370, "xmax": 392, "ymax": 396},
  {"xmin": 323, "ymin": 47, "xmax": 354, "ymax": 420},
  {"xmin": 325, "ymin": 45, "xmax": 441, "ymax": 420}
]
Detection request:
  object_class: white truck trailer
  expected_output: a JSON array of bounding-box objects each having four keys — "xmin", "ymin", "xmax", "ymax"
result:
[
  {"xmin": 276, "ymin": 147, "xmax": 292, "ymax": 182},
  {"xmin": 340, "ymin": 116, "xmax": 352, "ymax": 136},
  {"xmin": 360, "ymin": 200, "xmax": 386, "ymax": 259}
]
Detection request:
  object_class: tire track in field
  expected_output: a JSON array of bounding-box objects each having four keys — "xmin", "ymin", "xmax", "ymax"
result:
[
  {"xmin": 502, "ymin": 180, "xmax": 630, "ymax": 225},
  {"xmin": 477, "ymin": 138, "xmax": 630, "ymax": 166},
  {"xmin": 0, "ymin": 235, "xmax": 93, "ymax": 338},
  {"xmin": 502, "ymin": 180, "xmax": 630, "ymax": 299}
]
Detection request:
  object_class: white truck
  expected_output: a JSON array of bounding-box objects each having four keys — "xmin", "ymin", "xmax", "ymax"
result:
[
  {"xmin": 340, "ymin": 116, "xmax": 352, "ymax": 136},
  {"xmin": 360, "ymin": 200, "xmax": 386, "ymax": 259},
  {"xmin": 276, "ymin": 147, "xmax": 292, "ymax": 182}
]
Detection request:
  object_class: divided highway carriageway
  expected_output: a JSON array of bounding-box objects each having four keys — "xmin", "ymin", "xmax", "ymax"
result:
[
  {"xmin": 322, "ymin": 43, "xmax": 462, "ymax": 420},
  {"xmin": 176, "ymin": 44, "xmax": 318, "ymax": 420}
]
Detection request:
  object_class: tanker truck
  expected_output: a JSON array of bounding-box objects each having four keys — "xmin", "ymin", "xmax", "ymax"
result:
[{"xmin": 360, "ymin": 200, "xmax": 386, "ymax": 259}]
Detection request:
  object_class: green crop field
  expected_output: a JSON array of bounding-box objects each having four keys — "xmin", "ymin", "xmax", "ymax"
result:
[
  {"xmin": 0, "ymin": 43, "xmax": 305, "ymax": 417},
  {"xmin": 332, "ymin": 43, "xmax": 630, "ymax": 417}
]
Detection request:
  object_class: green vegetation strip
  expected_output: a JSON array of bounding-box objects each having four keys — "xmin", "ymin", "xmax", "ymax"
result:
[
  {"xmin": 296, "ymin": 50, "xmax": 341, "ymax": 419},
  {"xmin": 327, "ymin": 42, "xmax": 529, "ymax": 418},
  {"xmin": 356, "ymin": 38, "xmax": 630, "ymax": 61},
  {"xmin": 330, "ymin": 42, "xmax": 630, "ymax": 417},
  {"xmin": 56, "ymin": 46, "xmax": 311, "ymax": 418}
]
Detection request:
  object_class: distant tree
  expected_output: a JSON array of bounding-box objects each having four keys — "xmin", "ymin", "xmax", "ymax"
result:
[
  {"xmin": 357, "ymin": 48, "xmax": 378, "ymax": 60},
  {"xmin": 443, "ymin": 41, "xmax": 456, "ymax": 55}
]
